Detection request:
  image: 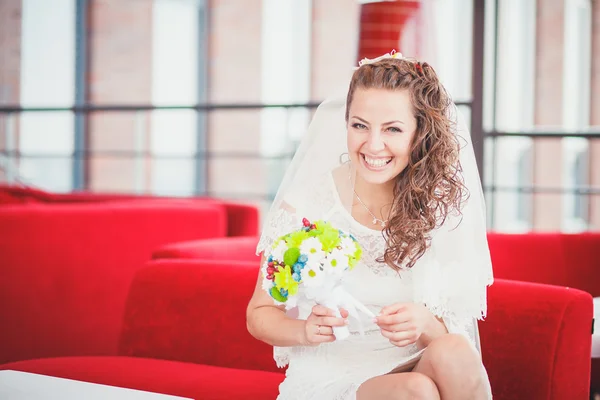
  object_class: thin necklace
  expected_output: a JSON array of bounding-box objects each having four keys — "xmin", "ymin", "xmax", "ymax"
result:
[
  {"xmin": 353, "ymin": 189, "xmax": 389, "ymax": 228},
  {"xmin": 348, "ymin": 163, "xmax": 389, "ymax": 228}
]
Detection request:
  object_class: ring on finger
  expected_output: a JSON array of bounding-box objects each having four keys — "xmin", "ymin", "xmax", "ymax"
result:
[{"xmin": 316, "ymin": 325, "xmax": 321, "ymax": 335}]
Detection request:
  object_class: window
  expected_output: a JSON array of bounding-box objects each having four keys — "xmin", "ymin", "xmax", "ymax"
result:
[
  {"xmin": 561, "ymin": 0, "xmax": 591, "ymax": 231},
  {"xmin": 260, "ymin": 0, "xmax": 312, "ymax": 199},
  {"xmin": 484, "ymin": 0, "xmax": 536, "ymax": 232},
  {"xmin": 150, "ymin": 0, "xmax": 203, "ymax": 196},
  {"xmin": 19, "ymin": 0, "xmax": 76, "ymax": 192}
]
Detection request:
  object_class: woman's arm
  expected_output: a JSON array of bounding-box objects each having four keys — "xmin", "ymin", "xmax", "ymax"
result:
[
  {"xmin": 416, "ymin": 315, "xmax": 448, "ymax": 349},
  {"xmin": 246, "ymin": 255, "xmax": 349, "ymax": 347},
  {"xmin": 246, "ymin": 258, "xmax": 309, "ymax": 347}
]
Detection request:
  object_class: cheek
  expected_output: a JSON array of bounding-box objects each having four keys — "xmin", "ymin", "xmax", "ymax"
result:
[
  {"xmin": 346, "ymin": 132, "xmax": 363, "ymax": 153},
  {"xmin": 390, "ymin": 136, "xmax": 414, "ymax": 159}
]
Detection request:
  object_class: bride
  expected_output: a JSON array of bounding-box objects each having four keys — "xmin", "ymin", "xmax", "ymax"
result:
[{"xmin": 246, "ymin": 52, "xmax": 494, "ymax": 400}]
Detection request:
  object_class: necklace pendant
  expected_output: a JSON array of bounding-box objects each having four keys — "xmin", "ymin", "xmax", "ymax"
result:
[
  {"xmin": 372, "ymin": 218, "xmax": 377, "ymax": 225},
  {"xmin": 380, "ymin": 220, "xmax": 386, "ymax": 228}
]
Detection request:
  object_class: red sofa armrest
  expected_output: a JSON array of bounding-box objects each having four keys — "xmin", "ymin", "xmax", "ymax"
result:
[
  {"xmin": 118, "ymin": 259, "xmax": 279, "ymax": 374},
  {"xmin": 480, "ymin": 279, "xmax": 593, "ymax": 400}
]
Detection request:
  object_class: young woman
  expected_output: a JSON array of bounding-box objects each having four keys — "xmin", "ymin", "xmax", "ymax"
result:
[{"xmin": 247, "ymin": 52, "xmax": 494, "ymax": 400}]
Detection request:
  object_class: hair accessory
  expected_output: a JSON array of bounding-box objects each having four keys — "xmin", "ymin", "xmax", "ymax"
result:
[
  {"xmin": 415, "ymin": 62, "xmax": 424, "ymax": 75},
  {"xmin": 357, "ymin": 49, "xmax": 404, "ymax": 68}
]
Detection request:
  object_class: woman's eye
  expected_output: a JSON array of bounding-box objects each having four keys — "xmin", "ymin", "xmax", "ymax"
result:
[
  {"xmin": 387, "ymin": 127, "xmax": 402, "ymax": 133},
  {"xmin": 352, "ymin": 123, "xmax": 367, "ymax": 130}
]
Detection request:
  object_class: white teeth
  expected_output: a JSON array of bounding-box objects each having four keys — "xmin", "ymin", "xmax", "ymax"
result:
[{"xmin": 364, "ymin": 155, "xmax": 392, "ymax": 168}]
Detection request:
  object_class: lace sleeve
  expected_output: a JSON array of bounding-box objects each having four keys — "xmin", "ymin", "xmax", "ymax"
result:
[
  {"xmin": 412, "ymin": 254, "xmax": 490, "ymax": 351},
  {"xmin": 255, "ymin": 206, "xmax": 299, "ymax": 257}
]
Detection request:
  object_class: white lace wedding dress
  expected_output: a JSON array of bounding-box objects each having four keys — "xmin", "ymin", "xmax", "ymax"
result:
[{"xmin": 258, "ymin": 171, "xmax": 491, "ymax": 400}]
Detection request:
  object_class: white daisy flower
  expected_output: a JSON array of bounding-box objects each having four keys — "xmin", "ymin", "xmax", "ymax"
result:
[
  {"xmin": 270, "ymin": 240, "xmax": 288, "ymax": 263},
  {"xmin": 323, "ymin": 248, "xmax": 349, "ymax": 275},
  {"xmin": 261, "ymin": 277, "xmax": 274, "ymax": 292},
  {"xmin": 339, "ymin": 236, "xmax": 357, "ymax": 257},
  {"xmin": 300, "ymin": 264, "xmax": 325, "ymax": 288},
  {"xmin": 299, "ymin": 237, "xmax": 326, "ymax": 263}
]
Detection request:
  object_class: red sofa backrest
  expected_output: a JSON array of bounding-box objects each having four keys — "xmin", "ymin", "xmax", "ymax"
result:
[
  {"xmin": 0, "ymin": 201, "xmax": 227, "ymax": 365},
  {"xmin": 0, "ymin": 184, "xmax": 260, "ymax": 237},
  {"xmin": 152, "ymin": 236, "xmax": 261, "ymax": 262},
  {"xmin": 487, "ymin": 232, "xmax": 600, "ymax": 297},
  {"xmin": 119, "ymin": 259, "xmax": 279, "ymax": 374}
]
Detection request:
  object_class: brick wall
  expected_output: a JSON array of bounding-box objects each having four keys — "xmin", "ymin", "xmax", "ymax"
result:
[
  {"xmin": 87, "ymin": 0, "xmax": 153, "ymax": 193},
  {"xmin": 310, "ymin": 0, "xmax": 360, "ymax": 101},
  {"xmin": 0, "ymin": 0, "xmax": 21, "ymax": 165},
  {"xmin": 206, "ymin": 0, "xmax": 264, "ymax": 199},
  {"xmin": 532, "ymin": 0, "xmax": 564, "ymax": 231}
]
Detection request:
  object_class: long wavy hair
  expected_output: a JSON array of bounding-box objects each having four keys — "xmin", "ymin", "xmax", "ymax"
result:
[{"xmin": 345, "ymin": 57, "xmax": 468, "ymax": 271}]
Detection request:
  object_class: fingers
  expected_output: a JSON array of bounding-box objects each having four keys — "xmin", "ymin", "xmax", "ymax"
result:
[
  {"xmin": 315, "ymin": 325, "xmax": 334, "ymax": 336},
  {"xmin": 339, "ymin": 308, "xmax": 349, "ymax": 319},
  {"xmin": 312, "ymin": 304, "xmax": 335, "ymax": 317},
  {"xmin": 312, "ymin": 304, "xmax": 347, "ymax": 318},
  {"xmin": 377, "ymin": 321, "xmax": 412, "ymax": 333},
  {"xmin": 379, "ymin": 303, "xmax": 408, "ymax": 316},
  {"xmin": 304, "ymin": 322, "xmax": 337, "ymax": 345},
  {"xmin": 316, "ymin": 315, "xmax": 348, "ymax": 328},
  {"xmin": 380, "ymin": 328, "xmax": 419, "ymax": 346},
  {"xmin": 374, "ymin": 312, "xmax": 410, "ymax": 326}
]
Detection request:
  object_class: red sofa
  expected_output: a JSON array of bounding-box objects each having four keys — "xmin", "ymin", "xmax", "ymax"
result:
[
  {"xmin": 487, "ymin": 232, "xmax": 600, "ymax": 394},
  {"xmin": 152, "ymin": 232, "xmax": 600, "ymax": 396},
  {"xmin": 0, "ymin": 199, "xmax": 250, "ymax": 366},
  {"xmin": 0, "ymin": 258, "xmax": 593, "ymax": 399},
  {"xmin": 0, "ymin": 184, "xmax": 259, "ymax": 237}
]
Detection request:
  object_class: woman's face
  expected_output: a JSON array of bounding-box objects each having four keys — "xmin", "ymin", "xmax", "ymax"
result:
[{"xmin": 347, "ymin": 88, "xmax": 417, "ymax": 186}]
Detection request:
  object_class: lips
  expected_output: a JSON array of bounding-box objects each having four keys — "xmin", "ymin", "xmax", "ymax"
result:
[{"xmin": 362, "ymin": 154, "xmax": 393, "ymax": 169}]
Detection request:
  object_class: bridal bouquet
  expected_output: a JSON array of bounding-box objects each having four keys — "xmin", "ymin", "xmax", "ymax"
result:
[{"xmin": 262, "ymin": 218, "xmax": 373, "ymax": 340}]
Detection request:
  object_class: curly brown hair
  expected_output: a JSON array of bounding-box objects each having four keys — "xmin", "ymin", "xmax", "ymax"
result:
[{"xmin": 345, "ymin": 57, "xmax": 468, "ymax": 271}]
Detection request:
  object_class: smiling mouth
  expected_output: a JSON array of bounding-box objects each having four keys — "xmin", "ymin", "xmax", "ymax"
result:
[{"xmin": 362, "ymin": 154, "xmax": 393, "ymax": 168}]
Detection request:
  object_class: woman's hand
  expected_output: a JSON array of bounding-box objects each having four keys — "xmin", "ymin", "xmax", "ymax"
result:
[
  {"xmin": 302, "ymin": 305, "xmax": 349, "ymax": 346},
  {"xmin": 374, "ymin": 303, "xmax": 443, "ymax": 347}
]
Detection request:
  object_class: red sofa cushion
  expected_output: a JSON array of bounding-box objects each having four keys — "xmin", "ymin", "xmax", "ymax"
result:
[
  {"xmin": 119, "ymin": 259, "xmax": 278, "ymax": 374},
  {"xmin": 0, "ymin": 356, "xmax": 283, "ymax": 400},
  {"xmin": 152, "ymin": 236, "xmax": 261, "ymax": 262},
  {"xmin": 480, "ymin": 279, "xmax": 593, "ymax": 400},
  {"xmin": 0, "ymin": 202, "xmax": 226, "ymax": 365},
  {"xmin": 488, "ymin": 233, "xmax": 600, "ymax": 297}
]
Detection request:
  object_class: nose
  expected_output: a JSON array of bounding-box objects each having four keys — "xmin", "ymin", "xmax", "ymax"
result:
[{"xmin": 366, "ymin": 130, "xmax": 385, "ymax": 153}]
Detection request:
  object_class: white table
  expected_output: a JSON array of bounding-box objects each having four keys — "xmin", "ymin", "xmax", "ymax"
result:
[
  {"xmin": 593, "ymin": 297, "xmax": 600, "ymax": 358},
  {"xmin": 0, "ymin": 370, "xmax": 193, "ymax": 400}
]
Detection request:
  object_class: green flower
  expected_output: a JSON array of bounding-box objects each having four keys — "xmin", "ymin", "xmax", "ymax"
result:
[
  {"xmin": 270, "ymin": 286, "xmax": 287, "ymax": 302},
  {"xmin": 283, "ymin": 247, "xmax": 301, "ymax": 267},
  {"xmin": 287, "ymin": 230, "xmax": 309, "ymax": 249},
  {"xmin": 313, "ymin": 220, "xmax": 341, "ymax": 252},
  {"xmin": 274, "ymin": 265, "xmax": 298, "ymax": 296}
]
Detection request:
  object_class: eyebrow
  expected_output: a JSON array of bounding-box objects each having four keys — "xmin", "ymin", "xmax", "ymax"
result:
[{"xmin": 352, "ymin": 116, "xmax": 405, "ymax": 126}]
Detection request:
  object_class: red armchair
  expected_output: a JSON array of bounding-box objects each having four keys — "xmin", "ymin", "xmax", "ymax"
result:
[
  {"xmin": 0, "ymin": 201, "xmax": 227, "ymax": 365},
  {"xmin": 1, "ymin": 259, "xmax": 593, "ymax": 399},
  {"xmin": 487, "ymin": 232, "xmax": 600, "ymax": 393}
]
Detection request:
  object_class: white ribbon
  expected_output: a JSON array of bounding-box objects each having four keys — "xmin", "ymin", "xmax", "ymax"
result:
[{"xmin": 305, "ymin": 279, "xmax": 376, "ymax": 340}]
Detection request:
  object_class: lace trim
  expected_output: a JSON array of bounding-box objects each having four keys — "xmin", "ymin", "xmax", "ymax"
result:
[
  {"xmin": 412, "ymin": 257, "xmax": 489, "ymax": 345},
  {"xmin": 256, "ymin": 208, "xmax": 299, "ymax": 257}
]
